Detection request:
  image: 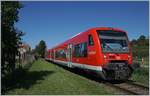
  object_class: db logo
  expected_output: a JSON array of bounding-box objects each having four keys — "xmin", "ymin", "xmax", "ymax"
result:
[
  {"xmin": 89, "ymin": 51, "xmax": 96, "ymax": 55},
  {"xmin": 116, "ymin": 56, "xmax": 121, "ymax": 60}
]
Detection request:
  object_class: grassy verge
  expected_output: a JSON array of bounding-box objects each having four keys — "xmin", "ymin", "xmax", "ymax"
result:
[
  {"xmin": 131, "ymin": 67, "xmax": 149, "ymax": 86},
  {"xmin": 6, "ymin": 59, "xmax": 117, "ymax": 95},
  {"xmin": 131, "ymin": 57, "xmax": 149, "ymax": 86},
  {"xmin": 133, "ymin": 57, "xmax": 149, "ymax": 66},
  {"xmin": 143, "ymin": 57, "xmax": 149, "ymax": 65}
]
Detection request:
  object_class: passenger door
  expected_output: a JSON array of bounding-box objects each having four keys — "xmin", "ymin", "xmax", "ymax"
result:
[{"xmin": 67, "ymin": 44, "xmax": 73, "ymax": 68}]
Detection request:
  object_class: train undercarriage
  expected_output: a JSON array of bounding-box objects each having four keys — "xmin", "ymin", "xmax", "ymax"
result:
[{"xmin": 97, "ymin": 62, "xmax": 140, "ymax": 81}]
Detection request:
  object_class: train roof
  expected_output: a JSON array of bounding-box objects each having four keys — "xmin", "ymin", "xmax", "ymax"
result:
[
  {"xmin": 48, "ymin": 27, "xmax": 126, "ymax": 50},
  {"xmin": 86, "ymin": 27, "xmax": 126, "ymax": 32}
]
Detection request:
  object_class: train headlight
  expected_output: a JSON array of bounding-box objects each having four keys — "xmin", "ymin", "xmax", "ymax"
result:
[
  {"xmin": 104, "ymin": 55, "xmax": 106, "ymax": 59},
  {"xmin": 128, "ymin": 55, "xmax": 131, "ymax": 60}
]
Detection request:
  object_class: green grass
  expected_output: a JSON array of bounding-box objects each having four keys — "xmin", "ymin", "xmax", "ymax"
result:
[
  {"xmin": 131, "ymin": 56, "xmax": 149, "ymax": 86},
  {"xmin": 130, "ymin": 65, "xmax": 149, "ymax": 86},
  {"xmin": 6, "ymin": 59, "xmax": 116, "ymax": 95}
]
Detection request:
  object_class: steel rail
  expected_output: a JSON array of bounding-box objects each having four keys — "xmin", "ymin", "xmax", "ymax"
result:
[{"xmin": 104, "ymin": 81, "xmax": 149, "ymax": 95}]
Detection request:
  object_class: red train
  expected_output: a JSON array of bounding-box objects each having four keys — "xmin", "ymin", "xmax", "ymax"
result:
[{"xmin": 45, "ymin": 27, "xmax": 139, "ymax": 80}]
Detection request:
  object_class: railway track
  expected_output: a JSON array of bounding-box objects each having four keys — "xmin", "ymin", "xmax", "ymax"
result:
[
  {"xmin": 104, "ymin": 81, "xmax": 149, "ymax": 95},
  {"xmin": 72, "ymin": 69, "xmax": 149, "ymax": 95}
]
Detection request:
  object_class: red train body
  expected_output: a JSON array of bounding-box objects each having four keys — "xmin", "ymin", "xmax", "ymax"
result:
[{"xmin": 45, "ymin": 27, "xmax": 138, "ymax": 80}]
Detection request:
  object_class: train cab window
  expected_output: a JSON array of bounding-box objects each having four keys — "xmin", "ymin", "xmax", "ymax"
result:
[{"xmin": 88, "ymin": 35, "xmax": 94, "ymax": 46}]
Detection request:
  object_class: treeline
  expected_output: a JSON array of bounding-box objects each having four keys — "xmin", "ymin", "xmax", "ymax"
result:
[
  {"xmin": 32, "ymin": 40, "xmax": 47, "ymax": 59},
  {"xmin": 2, "ymin": 1, "xmax": 23, "ymax": 77},
  {"xmin": 1, "ymin": 2, "xmax": 47, "ymax": 94},
  {"xmin": 130, "ymin": 35, "xmax": 149, "ymax": 58},
  {"xmin": 1, "ymin": 1, "xmax": 25, "ymax": 94}
]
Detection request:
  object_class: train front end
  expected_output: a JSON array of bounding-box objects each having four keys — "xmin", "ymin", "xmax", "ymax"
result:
[{"xmin": 97, "ymin": 29, "xmax": 139, "ymax": 80}]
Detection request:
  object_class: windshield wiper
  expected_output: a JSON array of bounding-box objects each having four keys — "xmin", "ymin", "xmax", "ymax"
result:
[{"xmin": 105, "ymin": 44, "xmax": 113, "ymax": 50}]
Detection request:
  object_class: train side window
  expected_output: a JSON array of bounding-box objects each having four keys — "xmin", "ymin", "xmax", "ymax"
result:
[
  {"xmin": 81, "ymin": 42, "xmax": 87, "ymax": 57},
  {"xmin": 74, "ymin": 44, "xmax": 80, "ymax": 57},
  {"xmin": 55, "ymin": 49, "xmax": 66, "ymax": 59},
  {"xmin": 74, "ymin": 42, "xmax": 87, "ymax": 57},
  {"xmin": 88, "ymin": 35, "xmax": 94, "ymax": 46}
]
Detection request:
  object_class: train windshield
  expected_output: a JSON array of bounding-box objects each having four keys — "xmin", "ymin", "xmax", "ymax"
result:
[{"xmin": 97, "ymin": 30, "xmax": 129, "ymax": 53}]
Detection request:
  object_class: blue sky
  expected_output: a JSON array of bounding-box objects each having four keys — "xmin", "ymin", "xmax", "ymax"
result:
[{"xmin": 15, "ymin": 1, "xmax": 149, "ymax": 49}]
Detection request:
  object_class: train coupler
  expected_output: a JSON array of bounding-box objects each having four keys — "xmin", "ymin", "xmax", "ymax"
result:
[{"xmin": 104, "ymin": 63, "xmax": 132, "ymax": 80}]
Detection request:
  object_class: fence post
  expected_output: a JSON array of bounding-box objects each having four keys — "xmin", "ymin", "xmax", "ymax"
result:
[{"xmin": 141, "ymin": 57, "xmax": 144, "ymax": 65}]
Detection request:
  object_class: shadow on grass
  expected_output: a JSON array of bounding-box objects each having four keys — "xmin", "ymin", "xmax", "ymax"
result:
[{"xmin": 2, "ymin": 67, "xmax": 54, "ymax": 94}]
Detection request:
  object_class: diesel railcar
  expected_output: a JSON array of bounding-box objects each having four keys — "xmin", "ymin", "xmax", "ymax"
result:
[{"xmin": 45, "ymin": 27, "xmax": 139, "ymax": 80}]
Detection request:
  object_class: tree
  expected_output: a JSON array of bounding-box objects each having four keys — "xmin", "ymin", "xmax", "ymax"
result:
[
  {"xmin": 137, "ymin": 35, "xmax": 146, "ymax": 46},
  {"xmin": 138, "ymin": 35, "xmax": 146, "ymax": 41},
  {"xmin": 2, "ymin": 1, "xmax": 23, "ymax": 76},
  {"xmin": 131, "ymin": 35, "xmax": 149, "ymax": 58},
  {"xmin": 130, "ymin": 39, "xmax": 137, "ymax": 47},
  {"xmin": 34, "ymin": 40, "xmax": 47, "ymax": 58}
]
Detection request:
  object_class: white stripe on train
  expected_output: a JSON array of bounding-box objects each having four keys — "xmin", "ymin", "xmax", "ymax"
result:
[{"xmin": 50, "ymin": 59, "xmax": 102, "ymax": 71}]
